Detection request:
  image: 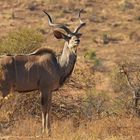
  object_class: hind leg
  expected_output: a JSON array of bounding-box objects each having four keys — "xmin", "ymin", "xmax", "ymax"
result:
[{"xmin": 0, "ymin": 80, "xmax": 11, "ymax": 98}]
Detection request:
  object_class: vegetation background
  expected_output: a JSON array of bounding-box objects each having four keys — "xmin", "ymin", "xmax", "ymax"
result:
[{"xmin": 0, "ymin": 0, "xmax": 140, "ymax": 139}]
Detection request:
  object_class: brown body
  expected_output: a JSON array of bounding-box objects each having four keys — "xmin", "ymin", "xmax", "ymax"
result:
[{"xmin": 0, "ymin": 49, "xmax": 60, "ymax": 95}]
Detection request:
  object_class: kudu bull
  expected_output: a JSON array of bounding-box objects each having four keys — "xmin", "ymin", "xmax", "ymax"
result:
[{"xmin": 0, "ymin": 9, "xmax": 86, "ymax": 135}]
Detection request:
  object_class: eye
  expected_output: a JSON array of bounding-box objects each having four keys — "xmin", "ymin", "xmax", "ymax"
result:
[
  {"xmin": 77, "ymin": 34, "xmax": 82, "ymax": 38},
  {"xmin": 66, "ymin": 36, "xmax": 71, "ymax": 41}
]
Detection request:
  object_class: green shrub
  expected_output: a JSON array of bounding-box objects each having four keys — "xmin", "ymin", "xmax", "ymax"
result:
[
  {"xmin": 102, "ymin": 33, "xmax": 110, "ymax": 44},
  {"xmin": 112, "ymin": 95, "xmax": 133, "ymax": 115},
  {"xmin": 109, "ymin": 61, "xmax": 140, "ymax": 115},
  {"xmin": 110, "ymin": 67, "xmax": 131, "ymax": 94},
  {"xmin": 136, "ymin": 16, "xmax": 140, "ymax": 21},
  {"xmin": 118, "ymin": 0, "xmax": 134, "ymax": 11},
  {"xmin": 85, "ymin": 50, "xmax": 96, "ymax": 60},
  {"xmin": 82, "ymin": 89, "xmax": 110, "ymax": 119},
  {"xmin": 85, "ymin": 50, "xmax": 101, "ymax": 67},
  {"xmin": 0, "ymin": 28, "xmax": 45, "ymax": 54}
]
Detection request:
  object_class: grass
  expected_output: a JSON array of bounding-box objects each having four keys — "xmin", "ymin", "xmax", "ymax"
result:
[
  {"xmin": 1, "ymin": 116, "xmax": 140, "ymax": 140},
  {"xmin": 0, "ymin": 28, "xmax": 45, "ymax": 54}
]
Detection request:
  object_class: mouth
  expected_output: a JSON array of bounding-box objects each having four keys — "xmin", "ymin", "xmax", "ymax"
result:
[
  {"xmin": 72, "ymin": 43, "xmax": 79, "ymax": 49},
  {"xmin": 74, "ymin": 40, "xmax": 80, "ymax": 46}
]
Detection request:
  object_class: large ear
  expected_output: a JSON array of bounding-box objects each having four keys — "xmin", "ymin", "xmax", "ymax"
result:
[{"xmin": 53, "ymin": 30, "xmax": 68, "ymax": 39}]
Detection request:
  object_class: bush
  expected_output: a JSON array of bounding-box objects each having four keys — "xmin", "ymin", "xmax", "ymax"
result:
[
  {"xmin": 0, "ymin": 28, "xmax": 45, "ymax": 54},
  {"xmin": 129, "ymin": 31, "xmax": 140, "ymax": 42},
  {"xmin": 118, "ymin": 0, "xmax": 134, "ymax": 11},
  {"xmin": 110, "ymin": 67, "xmax": 131, "ymax": 94},
  {"xmin": 135, "ymin": 15, "xmax": 140, "ymax": 21},
  {"xmin": 81, "ymin": 89, "xmax": 110, "ymax": 119},
  {"xmin": 85, "ymin": 50, "xmax": 101, "ymax": 67},
  {"xmin": 112, "ymin": 94, "xmax": 133, "ymax": 115},
  {"xmin": 110, "ymin": 61, "xmax": 140, "ymax": 115}
]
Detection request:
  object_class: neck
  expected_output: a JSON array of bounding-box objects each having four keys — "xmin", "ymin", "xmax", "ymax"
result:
[{"xmin": 58, "ymin": 43, "xmax": 77, "ymax": 85}]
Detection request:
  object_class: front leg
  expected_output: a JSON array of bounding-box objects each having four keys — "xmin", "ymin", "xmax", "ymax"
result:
[{"xmin": 40, "ymin": 89, "xmax": 52, "ymax": 136}]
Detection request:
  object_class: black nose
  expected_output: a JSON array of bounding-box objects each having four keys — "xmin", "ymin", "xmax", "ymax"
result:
[{"xmin": 76, "ymin": 39, "xmax": 80, "ymax": 43}]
